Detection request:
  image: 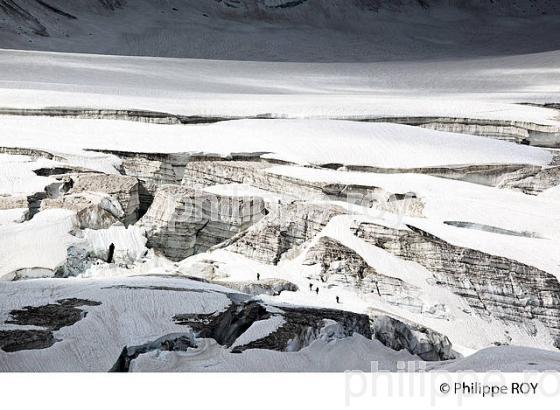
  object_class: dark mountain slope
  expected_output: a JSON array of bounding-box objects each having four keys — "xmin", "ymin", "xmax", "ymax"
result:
[{"xmin": 0, "ymin": 0, "xmax": 559, "ymax": 61}]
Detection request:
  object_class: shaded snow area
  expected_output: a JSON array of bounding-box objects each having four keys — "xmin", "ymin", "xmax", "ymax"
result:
[
  {"xmin": 1, "ymin": 2, "xmax": 560, "ymax": 372},
  {"xmin": 0, "ymin": 0, "xmax": 559, "ymax": 61}
]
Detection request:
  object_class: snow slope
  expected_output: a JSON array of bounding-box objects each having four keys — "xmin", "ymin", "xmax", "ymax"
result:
[
  {"xmin": 1, "ymin": 49, "xmax": 559, "ymax": 122},
  {"xmin": 429, "ymin": 346, "xmax": 560, "ymax": 372},
  {"xmin": 0, "ymin": 154, "xmax": 61, "ymax": 195},
  {"xmin": 0, "ymin": 117, "xmax": 552, "ymax": 168},
  {"xmin": 183, "ymin": 215, "xmax": 558, "ymax": 354}
]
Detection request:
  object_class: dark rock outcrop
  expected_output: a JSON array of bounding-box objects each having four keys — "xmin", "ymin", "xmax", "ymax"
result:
[
  {"xmin": 5, "ymin": 298, "xmax": 101, "ymax": 330},
  {"xmin": 0, "ymin": 298, "xmax": 101, "ymax": 352},
  {"xmin": 230, "ymin": 304, "xmax": 372, "ymax": 353},
  {"xmin": 174, "ymin": 299, "xmax": 372, "ymax": 353},
  {"xmin": 0, "ymin": 329, "xmax": 55, "ymax": 352}
]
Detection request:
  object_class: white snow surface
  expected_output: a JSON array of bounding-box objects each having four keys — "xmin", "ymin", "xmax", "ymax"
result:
[
  {"xmin": 0, "ymin": 49, "xmax": 559, "ymax": 123},
  {"xmin": 0, "ymin": 154, "xmax": 57, "ymax": 196},
  {"xmin": 428, "ymin": 346, "xmax": 560, "ymax": 372},
  {"xmin": 0, "ymin": 117, "xmax": 552, "ymax": 168},
  {"xmin": 0, "ymin": 209, "xmax": 78, "ymax": 280},
  {"xmin": 0, "ymin": 208, "xmax": 27, "ymax": 225}
]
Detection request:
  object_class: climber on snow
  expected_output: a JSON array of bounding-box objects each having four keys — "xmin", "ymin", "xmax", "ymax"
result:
[{"xmin": 107, "ymin": 243, "xmax": 115, "ymax": 264}]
